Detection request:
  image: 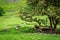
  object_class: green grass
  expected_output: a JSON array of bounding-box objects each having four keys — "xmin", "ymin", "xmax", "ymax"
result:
[
  {"xmin": 0, "ymin": 11, "xmax": 36, "ymax": 30},
  {"xmin": 0, "ymin": 0, "xmax": 27, "ymax": 11},
  {"xmin": 0, "ymin": 33, "xmax": 60, "ymax": 40},
  {"xmin": 0, "ymin": 0, "xmax": 8, "ymax": 6}
]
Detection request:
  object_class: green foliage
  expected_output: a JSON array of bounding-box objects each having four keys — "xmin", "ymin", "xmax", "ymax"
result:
[
  {"xmin": 45, "ymin": 0, "xmax": 60, "ymax": 7},
  {"xmin": 19, "ymin": 0, "xmax": 60, "ymax": 27},
  {"xmin": 26, "ymin": 0, "xmax": 60, "ymax": 16},
  {"xmin": 0, "ymin": 7, "xmax": 5, "ymax": 16},
  {"xmin": 27, "ymin": 0, "xmax": 39, "ymax": 7}
]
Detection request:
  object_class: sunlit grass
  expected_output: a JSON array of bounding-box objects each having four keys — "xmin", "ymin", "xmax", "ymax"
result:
[{"xmin": 0, "ymin": 33, "xmax": 60, "ymax": 40}]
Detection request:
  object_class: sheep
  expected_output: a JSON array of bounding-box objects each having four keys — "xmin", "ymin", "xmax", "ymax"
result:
[{"xmin": 15, "ymin": 26, "xmax": 21, "ymax": 30}]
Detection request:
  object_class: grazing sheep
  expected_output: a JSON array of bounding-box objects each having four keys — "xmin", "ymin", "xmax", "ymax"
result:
[{"xmin": 15, "ymin": 26, "xmax": 21, "ymax": 30}]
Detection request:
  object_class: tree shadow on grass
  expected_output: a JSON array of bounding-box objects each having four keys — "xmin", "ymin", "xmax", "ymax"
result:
[
  {"xmin": 56, "ymin": 29, "xmax": 60, "ymax": 34},
  {"xmin": 0, "ymin": 27, "xmax": 36, "ymax": 34},
  {"xmin": 0, "ymin": 27, "xmax": 60, "ymax": 34}
]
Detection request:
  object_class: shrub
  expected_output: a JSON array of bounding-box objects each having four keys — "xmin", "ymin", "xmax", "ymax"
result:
[{"xmin": 0, "ymin": 7, "xmax": 5, "ymax": 16}]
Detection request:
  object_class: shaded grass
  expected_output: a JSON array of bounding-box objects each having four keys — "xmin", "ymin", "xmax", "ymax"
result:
[
  {"xmin": 0, "ymin": 27, "xmax": 35, "ymax": 34},
  {"xmin": 0, "ymin": 26, "xmax": 60, "ymax": 34}
]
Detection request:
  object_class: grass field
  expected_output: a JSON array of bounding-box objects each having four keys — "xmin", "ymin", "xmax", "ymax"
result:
[
  {"xmin": 0, "ymin": 33, "xmax": 60, "ymax": 40},
  {"xmin": 0, "ymin": 11, "xmax": 60, "ymax": 40}
]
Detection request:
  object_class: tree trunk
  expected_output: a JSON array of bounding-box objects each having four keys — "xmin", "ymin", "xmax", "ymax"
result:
[
  {"xmin": 53, "ymin": 24, "xmax": 57, "ymax": 33},
  {"xmin": 48, "ymin": 16, "xmax": 53, "ymax": 33},
  {"xmin": 53, "ymin": 20, "xmax": 58, "ymax": 33},
  {"xmin": 52, "ymin": 17, "xmax": 58, "ymax": 33}
]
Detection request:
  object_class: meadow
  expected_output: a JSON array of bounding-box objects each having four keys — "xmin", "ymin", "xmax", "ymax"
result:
[{"xmin": 0, "ymin": 33, "xmax": 60, "ymax": 40}]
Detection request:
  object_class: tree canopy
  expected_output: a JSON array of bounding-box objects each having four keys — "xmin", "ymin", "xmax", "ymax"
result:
[{"xmin": 19, "ymin": 0, "xmax": 60, "ymax": 33}]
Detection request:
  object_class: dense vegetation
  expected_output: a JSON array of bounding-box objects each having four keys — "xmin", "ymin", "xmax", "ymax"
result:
[
  {"xmin": 19, "ymin": 0, "xmax": 60, "ymax": 33},
  {"xmin": 0, "ymin": 7, "xmax": 5, "ymax": 16}
]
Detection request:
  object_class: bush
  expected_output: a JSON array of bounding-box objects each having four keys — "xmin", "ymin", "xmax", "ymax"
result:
[{"xmin": 0, "ymin": 7, "xmax": 5, "ymax": 16}]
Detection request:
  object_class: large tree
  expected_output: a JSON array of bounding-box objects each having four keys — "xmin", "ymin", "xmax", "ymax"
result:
[
  {"xmin": 19, "ymin": 0, "xmax": 60, "ymax": 33},
  {"xmin": 43, "ymin": 0, "xmax": 60, "ymax": 33}
]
